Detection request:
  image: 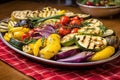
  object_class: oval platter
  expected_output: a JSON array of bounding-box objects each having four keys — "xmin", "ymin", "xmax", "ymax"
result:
[{"xmin": 0, "ymin": 7, "xmax": 120, "ymax": 68}]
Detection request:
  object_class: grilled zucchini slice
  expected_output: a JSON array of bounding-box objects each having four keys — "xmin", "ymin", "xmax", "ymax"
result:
[
  {"xmin": 83, "ymin": 18, "xmax": 103, "ymax": 27},
  {"xmin": 61, "ymin": 33, "xmax": 77, "ymax": 46},
  {"xmin": 78, "ymin": 26, "xmax": 103, "ymax": 36},
  {"xmin": 75, "ymin": 35, "xmax": 107, "ymax": 51}
]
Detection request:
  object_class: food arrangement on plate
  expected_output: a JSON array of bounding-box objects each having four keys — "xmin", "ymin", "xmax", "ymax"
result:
[{"xmin": 0, "ymin": 7, "xmax": 119, "ymax": 63}]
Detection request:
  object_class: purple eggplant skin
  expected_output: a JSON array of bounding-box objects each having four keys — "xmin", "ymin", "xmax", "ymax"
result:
[
  {"xmin": 57, "ymin": 51, "xmax": 95, "ymax": 63},
  {"xmin": 32, "ymin": 25, "xmax": 56, "ymax": 39},
  {"xmin": 53, "ymin": 49, "xmax": 80, "ymax": 60}
]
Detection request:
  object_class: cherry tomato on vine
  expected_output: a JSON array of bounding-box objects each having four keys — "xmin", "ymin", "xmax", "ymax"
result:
[
  {"xmin": 71, "ymin": 28, "xmax": 78, "ymax": 33},
  {"xmin": 58, "ymin": 27, "xmax": 71, "ymax": 35},
  {"xmin": 60, "ymin": 16, "xmax": 70, "ymax": 25}
]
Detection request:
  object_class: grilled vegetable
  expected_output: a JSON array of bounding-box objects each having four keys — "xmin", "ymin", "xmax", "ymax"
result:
[
  {"xmin": 11, "ymin": 7, "xmax": 64, "ymax": 20},
  {"xmin": 90, "ymin": 46, "xmax": 115, "ymax": 61},
  {"xmin": 65, "ymin": 12, "xmax": 90, "ymax": 19},
  {"xmin": 9, "ymin": 38, "xmax": 24, "ymax": 50},
  {"xmin": 102, "ymin": 29, "xmax": 114, "ymax": 37},
  {"xmin": 22, "ymin": 43, "xmax": 34, "ymax": 54},
  {"xmin": 29, "ymin": 14, "xmax": 64, "ymax": 26},
  {"xmin": 46, "ymin": 33, "xmax": 60, "ymax": 45},
  {"xmin": 11, "ymin": 10, "xmax": 33, "ymax": 20},
  {"xmin": 9, "ymin": 27, "xmax": 29, "ymax": 33},
  {"xmin": 78, "ymin": 26, "xmax": 103, "ymax": 36},
  {"xmin": 105, "ymin": 36, "xmax": 120, "ymax": 49},
  {"xmin": 40, "ymin": 34, "xmax": 61, "ymax": 59},
  {"xmin": 8, "ymin": 20, "xmax": 17, "ymax": 30},
  {"xmin": 0, "ymin": 20, "xmax": 8, "ymax": 32},
  {"xmin": 60, "ymin": 45, "xmax": 79, "ymax": 51},
  {"xmin": 39, "ymin": 7, "xmax": 59, "ymax": 18},
  {"xmin": 61, "ymin": 33, "xmax": 77, "ymax": 46},
  {"xmin": 33, "ymin": 38, "xmax": 46, "ymax": 56},
  {"xmin": 75, "ymin": 35, "xmax": 107, "ymax": 51},
  {"xmin": 57, "ymin": 51, "xmax": 95, "ymax": 63},
  {"xmin": 83, "ymin": 18, "xmax": 103, "ymax": 27},
  {"xmin": 4, "ymin": 32, "xmax": 13, "ymax": 42},
  {"xmin": 53, "ymin": 49, "xmax": 80, "ymax": 60},
  {"xmin": 13, "ymin": 31, "xmax": 25, "ymax": 40},
  {"xmin": 43, "ymin": 19, "xmax": 59, "ymax": 25}
]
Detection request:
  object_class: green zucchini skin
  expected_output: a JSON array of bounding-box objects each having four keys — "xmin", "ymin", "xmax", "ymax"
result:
[
  {"xmin": 61, "ymin": 33, "xmax": 77, "ymax": 46},
  {"xmin": 9, "ymin": 38, "xmax": 24, "ymax": 50},
  {"xmin": 75, "ymin": 35, "xmax": 107, "ymax": 51}
]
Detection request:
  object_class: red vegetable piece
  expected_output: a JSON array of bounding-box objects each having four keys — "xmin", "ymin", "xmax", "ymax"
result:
[
  {"xmin": 60, "ymin": 16, "xmax": 70, "ymax": 25},
  {"xmin": 22, "ymin": 33, "xmax": 29, "ymax": 41},
  {"xmin": 70, "ymin": 19, "xmax": 81, "ymax": 25},
  {"xmin": 71, "ymin": 28, "xmax": 78, "ymax": 33},
  {"xmin": 58, "ymin": 27, "xmax": 71, "ymax": 36}
]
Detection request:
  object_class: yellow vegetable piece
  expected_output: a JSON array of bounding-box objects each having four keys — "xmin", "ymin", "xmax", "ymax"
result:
[
  {"xmin": 22, "ymin": 28, "xmax": 30, "ymax": 33},
  {"xmin": 3, "ymin": 32, "xmax": 13, "ymax": 42},
  {"xmin": 23, "ymin": 43, "xmax": 34, "ymax": 54},
  {"xmin": 9, "ymin": 27, "xmax": 29, "ymax": 33},
  {"xmin": 47, "ymin": 34, "xmax": 60, "ymax": 45},
  {"xmin": 90, "ymin": 46, "xmax": 115, "ymax": 61},
  {"xmin": 33, "ymin": 38, "xmax": 43, "ymax": 56},
  {"xmin": 40, "ymin": 43, "xmax": 61, "ymax": 59},
  {"xmin": 40, "ymin": 34, "xmax": 61, "ymax": 59},
  {"xmin": 13, "ymin": 31, "xmax": 24, "ymax": 40},
  {"xmin": 57, "ymin": 10, "xmax": 66, "ymax": 15},
  {"xmin": 9, "ymin": 27, "xmax": 23, "ymax": 32}
]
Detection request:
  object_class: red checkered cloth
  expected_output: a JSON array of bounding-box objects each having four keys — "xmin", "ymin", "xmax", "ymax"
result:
[{"xmin": 0, "ymin": 39, "xmax": 120, "ymax": 80}]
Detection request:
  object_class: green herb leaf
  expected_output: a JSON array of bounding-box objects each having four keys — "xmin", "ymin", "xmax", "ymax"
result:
[
  {"xmin": 23, "ymin": 38, "xmax": 37, "ymax": 44},
  {"xmin": 81, "ymin": 22, "xmax": 91, "ymax": 27},
  {"xmin": 99, "ymin": 25, "xmax": 107, "ymax": 33}
]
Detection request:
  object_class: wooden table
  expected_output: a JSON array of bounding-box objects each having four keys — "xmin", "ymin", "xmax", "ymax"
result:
[{"xmin": 0, "ymin": 1, "xmax": 120, "ymax": 80}]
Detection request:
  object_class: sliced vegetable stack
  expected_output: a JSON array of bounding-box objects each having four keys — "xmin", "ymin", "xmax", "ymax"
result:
[{"xmin": 0, "ymin": 7, "xmax": 119, "ymax": 63}]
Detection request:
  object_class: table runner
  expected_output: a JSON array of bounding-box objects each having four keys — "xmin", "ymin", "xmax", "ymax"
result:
[{"xmin": 0, "ymin": 39, "xmax": 120, "ymax": 80}]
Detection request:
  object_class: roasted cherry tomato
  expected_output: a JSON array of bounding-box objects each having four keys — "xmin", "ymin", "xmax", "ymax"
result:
[
  {"xmin": 71, "ymin": 16, "xmax": 79, "ymax": 20},
  {"xmin": 70, "ymin": 19, "xmax": 81, "ymax": 25},
  {"xmin": 22, "ymin": 33, "xmax": 29, "ymax": 41},
  {"xmin": 60, "ymin": 16, "xmax": 70, "ymax": 25},
  {"xmin": 54, "ymin": 22, "xmax": 62, "ymax": 29},
  {"xmin": 80, "ymin": 18, "xmax": 84, "ymax": 22},
  {"xmin": 71, "ymin": 28, "xmax": 78, "ymax": 33},
  {"xmin": 58, "ymin": 27, "xmax": 71, "ymax": 35}
]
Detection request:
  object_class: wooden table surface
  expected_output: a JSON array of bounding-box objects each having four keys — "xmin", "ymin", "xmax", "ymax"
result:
[{"xmin": 0, "ymin": 0, "xmax": 120, "ymax": 80}]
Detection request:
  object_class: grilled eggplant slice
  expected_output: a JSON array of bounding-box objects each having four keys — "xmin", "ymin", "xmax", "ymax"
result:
[
  {"xmin": 75, "ymin": 35, "xmax": 107, "ymax": 51},
  {"xmin": 57, "ymin": 51, "xmax": 95, "ymax": 63}
]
